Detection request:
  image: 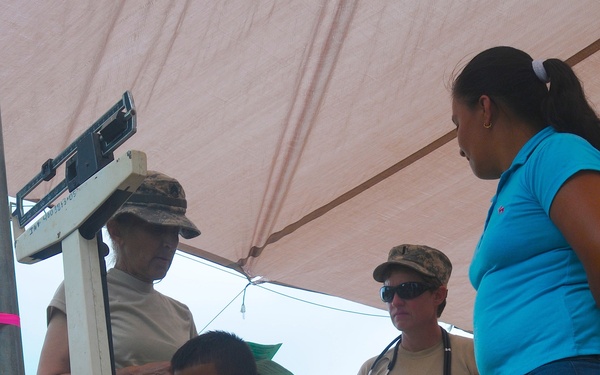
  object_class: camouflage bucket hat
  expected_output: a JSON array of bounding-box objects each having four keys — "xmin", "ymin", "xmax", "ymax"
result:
[
  {"xmin": 112, "ymin": 171, "xmax": 200, "ymax": 239},
  {"xmin": 372, "ymin": 244, "xmax": 452, "ymax": 285}
]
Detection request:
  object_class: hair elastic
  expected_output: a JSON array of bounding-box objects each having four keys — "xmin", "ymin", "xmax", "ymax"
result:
[
  {"xmin": 532, "ymin": 59, "xmax": 549, "ymax": 83},
  {"xmin": 0, "ymin": 313, "xmax": 21, "ymax": 327}
]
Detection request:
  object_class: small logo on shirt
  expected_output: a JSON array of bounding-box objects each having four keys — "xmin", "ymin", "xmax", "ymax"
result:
[{"xmin": 498, "ymin": 206, "xmax": 505, "ymax": 214}]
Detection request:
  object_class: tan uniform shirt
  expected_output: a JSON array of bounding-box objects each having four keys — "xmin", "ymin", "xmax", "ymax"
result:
[
  {"xmin": 48, "ymin": 267, "xmax": 197, "ymax": 368},
  {"xmin": 358, "ymin": 332, "xmax": 479, "ymax": 375}
]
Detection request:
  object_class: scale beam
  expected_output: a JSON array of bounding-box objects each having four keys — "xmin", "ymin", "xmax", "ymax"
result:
[{"xmin": 13, "ymin": 91, "xmax": 136, "ymax": 228}]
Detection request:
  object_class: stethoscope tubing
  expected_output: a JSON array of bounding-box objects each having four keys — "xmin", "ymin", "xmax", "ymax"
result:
[{"xmin": 368, "ymin": 326, "xmax": 451, "ymax": 375}]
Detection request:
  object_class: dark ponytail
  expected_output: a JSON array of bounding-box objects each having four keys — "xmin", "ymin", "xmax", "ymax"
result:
[
  {"xmin": 542, "ymin": 59, "xmax": 600, "ymax": 150},
  {"xmin": 453, "ymin": 46, "xmax": 600, "ymax": 150}
]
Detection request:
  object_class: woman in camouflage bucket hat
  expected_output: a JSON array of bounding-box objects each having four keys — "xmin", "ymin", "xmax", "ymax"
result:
[
  {"xmin": 110, "ymin": 171, "xmax": 200, "ymax": 240},
  {"xmin": 39, "ymin": 171, "xmax": 200, "ymax": 375}
]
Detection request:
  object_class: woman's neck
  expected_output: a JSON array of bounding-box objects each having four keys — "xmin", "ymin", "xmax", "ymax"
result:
[{"xmin": 400, "ymin": 323, "xmax": 442, "ymax": 352}]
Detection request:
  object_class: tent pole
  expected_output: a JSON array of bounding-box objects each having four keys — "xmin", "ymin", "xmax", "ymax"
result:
[{"xmin": 0, "ymin": 105, "xmax": 25, "ymax": 374}]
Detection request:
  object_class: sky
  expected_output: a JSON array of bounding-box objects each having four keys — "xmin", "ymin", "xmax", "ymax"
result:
[{"xmin": 12, "ymin": 230, "xmax": 472, "ymax": 375}]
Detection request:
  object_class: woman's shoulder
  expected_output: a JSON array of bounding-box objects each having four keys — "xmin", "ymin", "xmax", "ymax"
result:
[
  {"xmin": 540, "ymin": 130, "xmax": 596, "ymax": 152},
  {"xmin": 156, "ymin": 290, "xmax": 191, "ymax": 310},
  {"xmin": 448, "ymin": 332, "xmax": 474, "ymax": 348},
  {"xmin": 531, "ymin": 129, "xmax": 600, "ymax": 167}
]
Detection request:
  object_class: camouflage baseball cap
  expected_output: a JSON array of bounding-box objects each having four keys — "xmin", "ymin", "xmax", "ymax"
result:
[
  {"xmin": 112, "ymin": 171, "xmax": 200, "ymax": 239},
  {"xmin": 373, "ymin": 244, "xmax": 452, "ymax": 285}
]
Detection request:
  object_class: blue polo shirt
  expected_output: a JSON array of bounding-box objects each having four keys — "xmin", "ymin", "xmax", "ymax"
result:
[{"xmin": 469, "ymin": 127, "xmax": 600, "ymax": 375}]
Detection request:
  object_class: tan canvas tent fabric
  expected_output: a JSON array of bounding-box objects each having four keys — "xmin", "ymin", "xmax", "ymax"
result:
[{"xmin": 2, "ymin": 1, "xmax": 600, "ymax": 331}]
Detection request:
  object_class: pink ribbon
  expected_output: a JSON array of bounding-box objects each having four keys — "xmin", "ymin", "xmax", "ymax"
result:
[{"xmin": 0, "ymin": 313, "xmax": 20, "ymax": 327}]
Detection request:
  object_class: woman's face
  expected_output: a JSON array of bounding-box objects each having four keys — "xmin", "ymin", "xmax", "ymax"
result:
[
  {"xmin": 451, "ymin": 97, "xmax": 500, "ymax": 179},
  {"xmin": 384, "ymin": 268, "xmax": 442, "ymax": 333},
  {"xmin": 110, "ymin": 217, "xmax": 180, "ymax": 282}
]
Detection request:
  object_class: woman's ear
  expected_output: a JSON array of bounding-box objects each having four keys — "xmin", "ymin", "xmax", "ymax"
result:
[
  {"xmin": 479, "ymin": 95, "xmax": 494, "ymax": 124},
  {"xmin": 106, "ymin": 220, "xmax": 123, "ymax": 246},
  {"xmin": 433, "ymin": 285, "xmax": 449, "ymax": 305}
]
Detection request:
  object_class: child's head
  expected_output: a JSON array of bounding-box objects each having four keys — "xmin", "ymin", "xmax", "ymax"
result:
[{"xmin": 171, "ymin": 330, "xmax": 258, "ymax": 375}]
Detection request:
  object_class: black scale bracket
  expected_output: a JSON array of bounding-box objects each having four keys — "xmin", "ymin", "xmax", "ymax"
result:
[{"xmin": 13, "ymin": 91, "xmax": 136, "ymax": 228}]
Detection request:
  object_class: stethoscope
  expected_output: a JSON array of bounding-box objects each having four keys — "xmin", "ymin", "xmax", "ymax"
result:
[{"xmin": 368, "ymin": 326, "xmax": 452, "ymax": 375}]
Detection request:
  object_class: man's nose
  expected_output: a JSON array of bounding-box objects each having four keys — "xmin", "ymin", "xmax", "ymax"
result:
[{"xmin": 391, "ymin": 292, "xmax": 405, "ymax": 306}]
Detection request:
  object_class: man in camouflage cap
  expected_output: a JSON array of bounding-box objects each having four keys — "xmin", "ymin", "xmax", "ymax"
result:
[
  {"xmin": 357, "ymin": 244, "xmax": 478, "ymax": 375},
  {"xmin": 373, "ymin": 244, "xmax": 452, "ymax": 284},
  {"xmin": 373, "ymin": 244, "xmax": 452, "ymax": 316}
]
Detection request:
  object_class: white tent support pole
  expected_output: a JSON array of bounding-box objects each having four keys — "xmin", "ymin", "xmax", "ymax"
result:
[
  {"xmin": 0, "ymin": 104, "xmax": 25, "ymax": 374},
  {"xmin": 62, "ymin": 230, "xmax": 112, "ymax": 374}
]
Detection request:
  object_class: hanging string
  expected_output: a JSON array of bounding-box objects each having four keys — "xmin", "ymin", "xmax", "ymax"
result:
[
  {"xmin": 177, "ymin": 252, "xmax": 390, "ymax": 328},
  {"xmin": 240, "ymin": 282, "xmax": 251, "ymax": 319},
  {"xmin": 198, "ymin": 286, "xmax": 246, "ymax": 334}
]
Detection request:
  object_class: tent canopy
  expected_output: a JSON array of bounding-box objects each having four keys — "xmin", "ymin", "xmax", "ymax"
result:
[{"xmin": 2, "ymin": 1, "xmax": 600, "ymax": 331}]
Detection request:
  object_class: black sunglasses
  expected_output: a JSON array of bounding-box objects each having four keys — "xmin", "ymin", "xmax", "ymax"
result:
[{"xmin": 380, "ymin": 282, "xmax": 433, "ymax": 302}]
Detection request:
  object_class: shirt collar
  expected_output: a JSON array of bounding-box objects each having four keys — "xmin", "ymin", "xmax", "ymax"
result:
[
  {"xmin": 109, "ymin": 267, "xmax": 154, "ymax": 293},
  {"xmin": 497, "ymin": 126, "xmax": 555, "ymax": 189},
  {"xmin": 509, "ymin": 126, "xmax": 555, "ymax": 169}
]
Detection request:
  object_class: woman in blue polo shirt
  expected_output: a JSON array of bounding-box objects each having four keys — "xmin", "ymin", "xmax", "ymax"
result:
[{"xmin": 450, "ymin": 46, "xmax": 600, "ymax": 375}]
